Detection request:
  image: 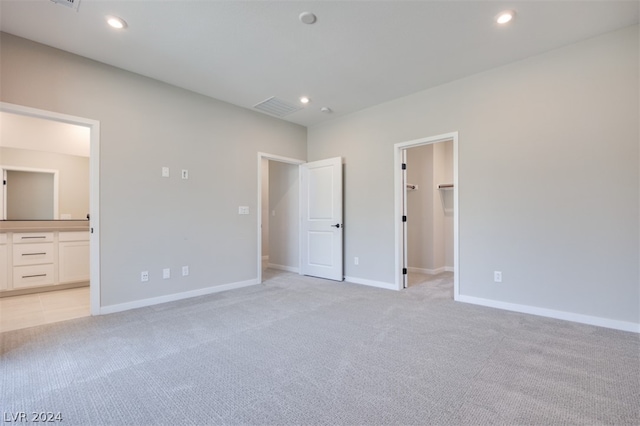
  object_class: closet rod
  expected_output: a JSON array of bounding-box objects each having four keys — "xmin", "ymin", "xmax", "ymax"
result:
[
  {"xmin": 406, "ymin": 184, "xmax": 418, "ymax": 190},
  {"xmin": 437, "ymin": 184, "xmax": 454, "ymax": 189}
]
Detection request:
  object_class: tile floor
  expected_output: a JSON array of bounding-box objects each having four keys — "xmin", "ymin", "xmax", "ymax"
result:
[{"xmin": 0, "ymin": 286, "xmax": 90, "ymax": 333}]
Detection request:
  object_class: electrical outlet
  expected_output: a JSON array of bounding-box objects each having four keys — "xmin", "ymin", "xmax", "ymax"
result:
[
  {"xmin": 141, "ymin": 271, "xmax": 149, "ymax": 282},
  {"xmin": 238, "ymin": 206, "xmax": 250, "ymax": 215},
  {"xmin": 181, "ymin": 169, "xmax": 189, "ymax": 179},
  {"xmin": 494, "ymin": 271, "xmax": 502, "ymax": 283},
  {"xmin": 354, "ymin": 257, "xmax": 359, "ymax": 265},
  {"xmin": 182, "ymin": 265, "xmax": 189, "ymax": 276},
  {"xmin": 163, "ymin": 268, "xmax": 171, "ymax": 279}
]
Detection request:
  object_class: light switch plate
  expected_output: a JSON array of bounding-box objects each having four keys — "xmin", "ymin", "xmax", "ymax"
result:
[
  {"xmin": 162, "ymin": 167, "xmax": 170, "ymax": 178},
  {"xmin": 181, "ymin": 169, "xmax": 189, "ymax": 179},
  {"xmin": 238, "ymin": 206, "xmax": 250, "ymax": 215}
]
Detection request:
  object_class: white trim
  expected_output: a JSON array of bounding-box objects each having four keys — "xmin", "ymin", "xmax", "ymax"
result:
[
  {"xmin": 407, "ymin": 266, "xmax": 452, "ymax": 275},
  {"xmin": 457, "ymin": 295, "xmax": 640, "ymax": 334},
  {"xmin": 394, "ymin": 132, "xmax": 459, "ymax": 296},
  {"xmin": 267, "ymin": 263, "xmax": 300, "ymax": 273},
  {"xmin": 99, "ymin": 278, "xmax": 260, "ymax": 315},
  {"xmin": 0, "ymin": 102, "xmax": 100, "ymax": 316},
  {"xmin": 256, "ymin": 152, "xmax": 305, "ymax": 284},
  {"xmin": 344, "ymin": 276, "xmax": 397, "ymax": 291}
]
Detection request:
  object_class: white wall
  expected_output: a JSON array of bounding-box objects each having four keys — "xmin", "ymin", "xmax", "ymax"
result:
[
  {"xmin": 308, "ymin": 26, "xmax": 639, "ymax": 328},
  {"xmin": 406, "ymin": 144, "xmax": 435, "ymax": 270},
  {"xmin": 261, "ymin": 157, "xmax": 269, "ymax": 259},
  {"xmin": 0, "ymin": 33, "xmax": 307, "ymax": 308}
]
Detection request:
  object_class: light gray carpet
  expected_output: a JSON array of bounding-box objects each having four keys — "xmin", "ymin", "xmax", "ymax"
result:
[{"xmin": 1, "ymin": 270, "xmax": 639, "ymax": 425}]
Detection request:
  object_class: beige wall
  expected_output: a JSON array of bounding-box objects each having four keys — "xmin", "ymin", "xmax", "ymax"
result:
[
  {"xmin": 1, "ymin": 33, "xmax": 307, "ymax": 308},
  {"xmin": 308, "ymin": 26, "xmax": 639, "ymax": 326},
  {"xmin": 0, "ymin": 111, "xmax": 90, "ymax": 157},
  {"xmin": 268, "ymin": 161, "xmax": 299, "ymax": 270},
  {"xmin": 1, "ymin": 147, "xmax": 90, "ymax": 219}
]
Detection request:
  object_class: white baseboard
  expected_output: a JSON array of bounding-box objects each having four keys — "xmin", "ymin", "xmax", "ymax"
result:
[
  {"xmin": 456, "ymin": 295, "xmax": 640, "ymax": 334},
  {"xmin": 344, "ymin": 276, "xmax": 397, "ymax": 291},
  {"xmin": 408, "ymin": 266, "xmax": 452, "ymax": 275},
  {"xmin": 99, "ymin": 278, "xmax": 260, "ymax": 315},
  {"xmin": 267, "ymin": 263, "xmax": 299, "ymax": 273}
]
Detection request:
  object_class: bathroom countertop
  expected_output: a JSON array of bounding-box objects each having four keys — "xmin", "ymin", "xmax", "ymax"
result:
[{"xmin": 0, "ymin": 220, "xmax": 90, "ymax": 233}]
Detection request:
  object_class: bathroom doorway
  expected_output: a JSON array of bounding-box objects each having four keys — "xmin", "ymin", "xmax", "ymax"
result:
[{"xmin": 0, "ymin": 102, "xmax": 100, "ymax": 332}]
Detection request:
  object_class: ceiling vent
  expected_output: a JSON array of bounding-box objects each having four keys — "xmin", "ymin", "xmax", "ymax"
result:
[
  {"xmin": 50, "ymin": 0, "xmax": 80, "ymax": 11},
  {"xmin": 253, "ymin": 97, "xmax": 302, "ymax": 117}
]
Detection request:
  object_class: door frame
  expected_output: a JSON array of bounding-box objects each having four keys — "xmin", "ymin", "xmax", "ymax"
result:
[
  {"xmin": 1, "ymin": 102, "xmax": 101, "ymax": 315},
  {"xmin": 256, "ymin": 152, "xmax": 305, "ymax": 283},
  {"xmin": 394, "ymin": 131, "xmax": 459, "ymax": 297}
]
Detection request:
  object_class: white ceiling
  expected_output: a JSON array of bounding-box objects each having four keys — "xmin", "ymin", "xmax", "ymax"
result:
[{"xmin": 0, "ymin": 1, "xmax": 638, "ymax": 127}]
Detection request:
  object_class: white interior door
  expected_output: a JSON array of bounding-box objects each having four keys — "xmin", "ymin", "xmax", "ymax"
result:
[{"xmin": 300, "ymin": 157, "xmax": 343, "ymax": 281}]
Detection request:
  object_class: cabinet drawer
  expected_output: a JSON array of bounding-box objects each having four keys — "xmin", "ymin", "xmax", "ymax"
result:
[
  {"xmin": 59, "ymin": 231, "xmax": 90, "ymax": 242},
  {"xmin": 13, "ymin": 243, "xmax": 54, "ymax": 266},
  {"xmin": 0, "ymin": 234, "xmax": 6, "ymax": 244},
  {"xmin": 13, "ymin": 264, "xmax": 55, "ymax": 288},
  {"xmin": 13, "ymin": 232, "xmax": 54, "ymax": 243}
]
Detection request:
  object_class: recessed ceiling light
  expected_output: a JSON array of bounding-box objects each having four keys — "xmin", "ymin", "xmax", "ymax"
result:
[
  {"xmin": 107, "ymin": 16, "xmax": 127, "ymax": 29},
  {"xmin": 299, "ymin": 12, "xmax": 317, "ymax": 25},
  {"xmin": 496, "ymin": 10, "xmax": 515, "ymax": 25},
  {"xmin": 300, "ymin": 96, "xmax": 310, "ymax": 104}
]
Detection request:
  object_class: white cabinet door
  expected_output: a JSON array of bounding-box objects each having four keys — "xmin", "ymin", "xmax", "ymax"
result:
[
  {"xmin": 59, "ymin": 241, "xmax": 90, "ymax": 283},
  {"xmin": 0, "ymin": 244, "xmax": 8, "ymax": 290}
]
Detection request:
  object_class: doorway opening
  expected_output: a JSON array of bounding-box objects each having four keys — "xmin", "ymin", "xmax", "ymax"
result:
[
  {"xmin": 257, "ymin": 152, "xmax": 304, "ymax": 283},
  {"xmin": 394, "ymin": 132, "xmax": 459, "ymax": 298},
  {"xmin": 0, "ymin": 102, "xmax": 101, "ymax": 328}
]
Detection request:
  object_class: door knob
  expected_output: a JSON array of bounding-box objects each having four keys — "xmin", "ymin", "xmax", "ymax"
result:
[{"xmin": 331, "ymin": 223, "xmax": 341, "ymax": 228}]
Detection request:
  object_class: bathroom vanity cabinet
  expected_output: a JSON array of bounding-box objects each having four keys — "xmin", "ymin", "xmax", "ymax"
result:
[{"xmin": 0, "ymin": 221, "xmax": 89, "ymax": 296}]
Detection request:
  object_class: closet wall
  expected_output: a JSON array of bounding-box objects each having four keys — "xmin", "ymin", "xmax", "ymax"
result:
[
  {"xmin": 406, "ymin": 140, "xmax": 453, "ymax": 274},
  {"xmin": 261, "ymin": 160, "xmax": 299, "ymax": 272}
]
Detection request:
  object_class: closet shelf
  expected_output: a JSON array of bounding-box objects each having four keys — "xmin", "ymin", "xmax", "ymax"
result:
[{"xmin": 437, "ymin": 183, "xmax": 454, "ymax": 189}]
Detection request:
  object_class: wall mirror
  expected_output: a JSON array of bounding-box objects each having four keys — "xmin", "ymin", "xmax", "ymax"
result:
[{"xmin": 2, "ymin": 167, "xmax": 58, "ymax": 220}]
